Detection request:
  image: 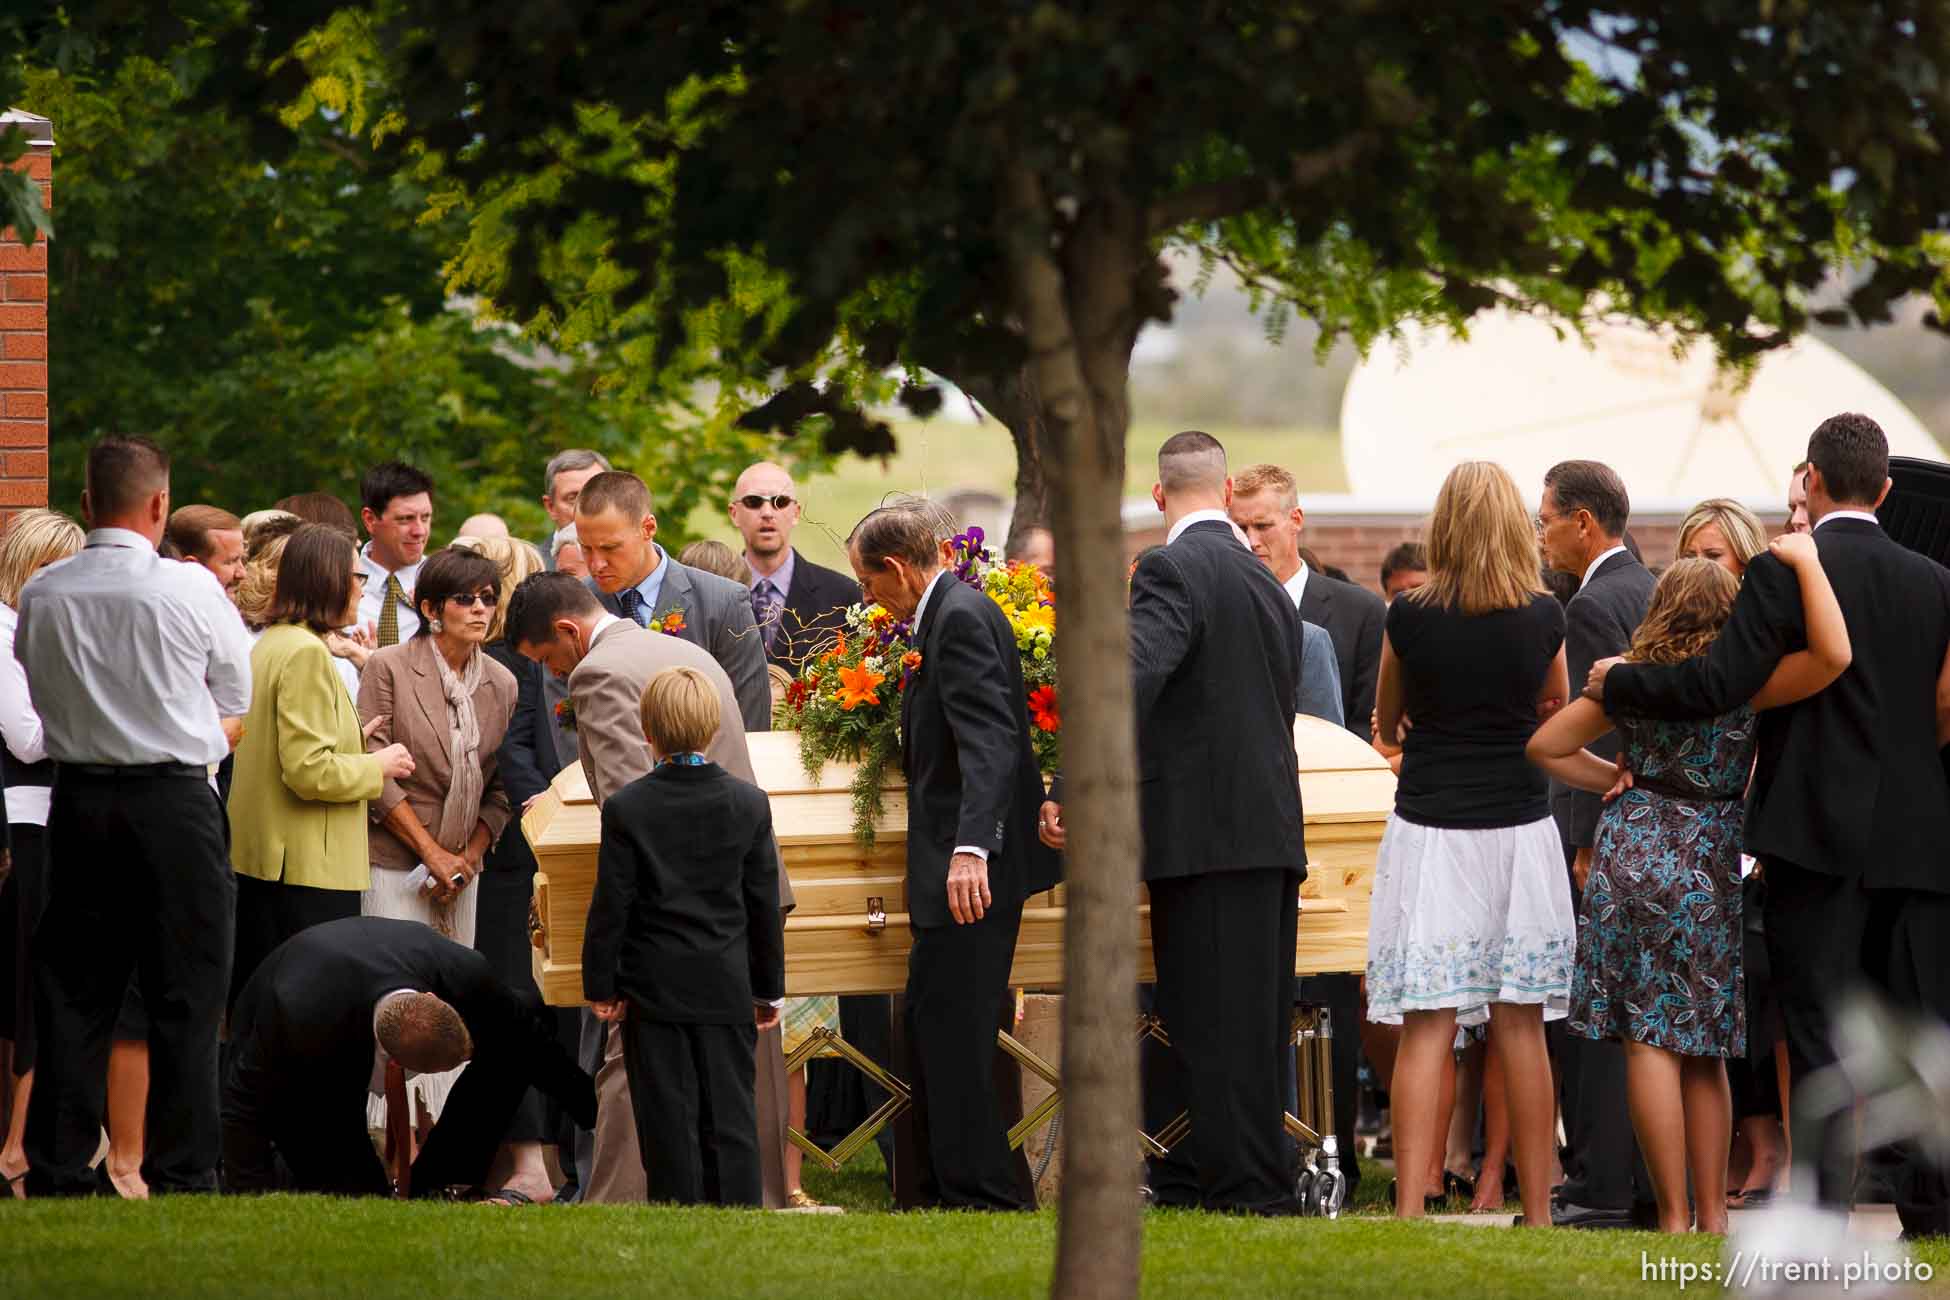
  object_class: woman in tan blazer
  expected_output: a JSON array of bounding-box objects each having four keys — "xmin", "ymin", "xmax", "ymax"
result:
[
  {"xmin": 230, "ymin": 525, "xmax": 415, "ymax": 1002},
  {"xmin": 358, "ymin": 546, "xmax": 518, "ymax": 947}
]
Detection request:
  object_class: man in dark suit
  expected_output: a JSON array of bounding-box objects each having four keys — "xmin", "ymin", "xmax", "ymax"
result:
[
  {"xmin": 222, "ymin": 917, "xmax": 595, "ymax": 1197},
  {"xmin": 1538, "ymin": 458, "xmax": 1659, "ymax": 1229},
  {"xmin": 847, "ymin": 505, "xmax": 1060, "ymax": 1210},
  {"xmin": 574, "ymin": 471, "xmax": 771, "ymax": 731},
  {"xmin": 1129, "ymin": 431, "xmax": 1308, "ymax": 1214},
  {"xmin": 1590, "ymin": 413, "xmax": 1950, "ymax": 1237},
  {"xmin": 730, "ymin": 461, "xmax": 861, "ymax": 668}
]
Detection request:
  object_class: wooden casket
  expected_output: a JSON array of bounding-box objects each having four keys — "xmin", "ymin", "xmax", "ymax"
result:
[{"xmin": 524, "ymin": 716, "xmax": 1395, "ymax": 1006}]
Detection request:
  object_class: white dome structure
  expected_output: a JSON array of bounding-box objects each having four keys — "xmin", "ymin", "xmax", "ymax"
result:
[{"xmin": 1340, "ymin": 312, "xmax": 1942, "ymax": 502}]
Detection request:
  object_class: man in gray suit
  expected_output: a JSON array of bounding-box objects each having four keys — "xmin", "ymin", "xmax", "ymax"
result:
[
  {"xmin": 1538, "ymin": 458, "xmax": 1658, "ymax": 1229},
  {"xmin": 573, "ymin": 471, "xmax": 772, "ymax": 732},
  {"xmin": 506, "ymin": 572, "xmax": 794, "ymax": 1208}
]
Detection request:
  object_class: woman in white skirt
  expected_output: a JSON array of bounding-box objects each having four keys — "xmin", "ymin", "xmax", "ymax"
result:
[
  {"xmin": 1368, "ymin": 461, "xmax": 1574, "ymax": 1225},
  {"xmin": 360, "ymin": 545, "xmax": 517, "ymax": 1124}
]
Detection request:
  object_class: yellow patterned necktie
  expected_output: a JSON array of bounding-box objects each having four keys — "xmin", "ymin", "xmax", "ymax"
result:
[{"xmin": 377, "ymin": 573, "xmax": 407, "ymax": 647}]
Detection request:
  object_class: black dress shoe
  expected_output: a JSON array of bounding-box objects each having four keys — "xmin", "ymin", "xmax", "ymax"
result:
[{"xmin": 1551, "ymin": 1200, "xmax": 1637, "ymax": 1229}]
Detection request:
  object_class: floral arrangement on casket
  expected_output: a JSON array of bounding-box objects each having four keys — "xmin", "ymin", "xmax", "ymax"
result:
[{"xmin": 774, "ymin": 526, "xmax": 1059, "ymax": 846}]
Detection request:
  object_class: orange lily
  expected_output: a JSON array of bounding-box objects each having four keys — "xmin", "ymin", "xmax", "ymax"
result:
[{"xmin": 836, "ymin": 662, "xmax": 886, "ymax": 711}]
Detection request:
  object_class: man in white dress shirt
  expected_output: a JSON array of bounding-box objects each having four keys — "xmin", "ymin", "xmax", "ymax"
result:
[
  {"xmin": 16, "ymin": 435, "xmax": 253, "ymax": 1196},
  {"xmin": 357, "ymin": 461, "xmax": 435, "ymax": 647}
]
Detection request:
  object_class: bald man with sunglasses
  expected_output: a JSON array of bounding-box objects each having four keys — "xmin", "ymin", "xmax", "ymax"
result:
[{"xmin": 730, "ymin": 462, "xmax": 860, "ymax": 669}]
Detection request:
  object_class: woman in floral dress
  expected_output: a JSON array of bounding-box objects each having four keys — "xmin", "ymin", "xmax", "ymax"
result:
[{"xmin": 1528, "ymin": 540, "xmax": 1849, "ymax": 1233}]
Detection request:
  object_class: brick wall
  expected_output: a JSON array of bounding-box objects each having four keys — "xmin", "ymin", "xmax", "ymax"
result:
[
  {"xmin": 1126, "ymin": 498, "xmax": 1788, "ymax": 596},
  {"xmin": 0, "ymin": 111, "xmax": 51, "ymax": 523}
]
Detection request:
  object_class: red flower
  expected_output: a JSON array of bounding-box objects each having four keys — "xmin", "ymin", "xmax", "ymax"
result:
[{"xmin": 1028, "ymin": 686, "xmax": 1060, "ymax": 733}]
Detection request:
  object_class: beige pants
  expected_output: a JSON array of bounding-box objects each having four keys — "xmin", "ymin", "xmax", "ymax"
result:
[{"xmin": 584, "ymin": 1019, "xmax": 790, "ymax": 1207}]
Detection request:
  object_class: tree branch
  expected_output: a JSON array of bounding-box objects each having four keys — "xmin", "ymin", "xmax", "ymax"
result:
[{"xmin": 1147, "ymin": 132, "xmax": 1374, "ymax": 236}]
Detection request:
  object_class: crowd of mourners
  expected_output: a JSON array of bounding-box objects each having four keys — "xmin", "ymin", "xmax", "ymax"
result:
[{"xmin": 0, "ymin": 414, "xmax": 1940, "ymax": 1241}]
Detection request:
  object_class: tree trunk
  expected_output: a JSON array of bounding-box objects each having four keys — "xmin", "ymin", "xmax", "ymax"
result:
[
  {"xmin": 957, "ymin": 368, "xmax": 1053, "ymax": 559},
  {"xmin": 999, "ymin": 165, "xmax": 1145, "ymax": 1300}
]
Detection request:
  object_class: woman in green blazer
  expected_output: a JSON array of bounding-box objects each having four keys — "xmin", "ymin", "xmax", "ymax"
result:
[{"xmin": 229, "ymin": 525, "xmax": 416, "ymax": 1004}]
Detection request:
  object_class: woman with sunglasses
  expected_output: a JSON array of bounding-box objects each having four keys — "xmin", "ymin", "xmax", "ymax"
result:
[
  {"xmin": 230, "ymin": 525, "xmax": 418, "ymax": 1005},
  {"xmin": 356, "ymin": 544, "xmax": 519, "ymax": 1124}
]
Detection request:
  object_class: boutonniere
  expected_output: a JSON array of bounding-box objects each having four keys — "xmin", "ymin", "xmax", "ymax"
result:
[
  {"xmin": 654, "ymin": 609, "xmax": 687, "ymax": 636},
  {"xmin": 554, "ymin": 698, "xmax": 576, "ymax": 731},
  {"xmin": 900, "ymin": 649, "xmax": 922, "ymax": 689}
]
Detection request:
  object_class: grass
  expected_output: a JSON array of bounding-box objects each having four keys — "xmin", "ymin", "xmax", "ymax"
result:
[
  {"xmin": 680, "ymin": 421, "xmax": 1347, "ymax": 573},
  {"xmin": 0, "ymin": 1192, "xmax": 1766, "ymax": 1299},
  {"xmin": 10, "ymin": 1146, "xmax": 1926, "ymax": 1298}
]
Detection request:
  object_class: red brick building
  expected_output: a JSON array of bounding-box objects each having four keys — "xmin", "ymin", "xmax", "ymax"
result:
[{"xmin": 0, "ymin": 110, "xmax": 51, "ymax": 521}]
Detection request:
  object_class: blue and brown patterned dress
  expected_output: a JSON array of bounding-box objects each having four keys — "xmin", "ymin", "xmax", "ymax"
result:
[{"xmin": 1567, "ymin": 707, "xmax": 1755, "ymax": 1058}]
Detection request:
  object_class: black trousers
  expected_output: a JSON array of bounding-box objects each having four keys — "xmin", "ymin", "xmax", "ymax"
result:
[
  {"xmin": 230, "ymin": 874, "xmax": 360, "ymax": 1012},
  {"xmin": 1555, "ymin": 842, "xmax": 1650, "ymax": 1210},
  {"xmin": 26, "ymin": 770, "xmax": 233, "ymax": 1196},
  {"xmin": 1147, "ymin": 868, "xmax": 1299, "ymax": 1213},
  {"xmin": 222, "ymin": 1046, "xmax": 551, "ymax": 1198},
  {"xmin": 474, "ymin": 868, "xmax": 550, "ymax": 1144},
  {"xmin": 620, "ymin": 1017, "xmax": 760, "ymax": 1206},
  {"xmin": 902, "ymin": 894, "xmax": 1028, "ymax": 1210}
]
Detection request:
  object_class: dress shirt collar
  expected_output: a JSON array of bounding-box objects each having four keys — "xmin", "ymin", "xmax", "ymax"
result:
[
  {"xmin": 629, "ymin": 545, "xmax": 672, "ymax": 614},
  {"xmin": 1283, "ymin": 561, "xmax": 1310, "ymax": 609},
  {"xmin": 1581, "ymin": 543, "xmax": 1630, "ymax": 590},
  {"xmin": 1813, "ymin": 509, "xmax": 1881, "ymax": 532},
  {"xmin": 747, "ymin": 547, "xmax": 795, "ymax": 597},
  {"xmin": 587, "ymin": 613, "xmax": 624, "ymax": 652},
  {"xmin": 84, "ymin": 527, "xmax": 155, "ymax": 552},
  {"xmin": 910, "ymin": 569, "xmax": 952, "ymax": 641},
  {"xmin": 1166, "ymin": 508, "xmax": 1240, "ymax": 547}
]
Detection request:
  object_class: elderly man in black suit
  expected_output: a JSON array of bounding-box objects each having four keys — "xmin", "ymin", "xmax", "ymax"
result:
[
  {"xmin": 730, "ymin": 461, "xmax": 861, "ymax": 668},
  {"xmin": 575, "ymin": 471, "xmax": 771, "ymax": 731},
  {"xmin": 222, "ymin": 917, "xmax": 595, "ymax": 1198},
  {"xmin": 1129, "ymin": 431, "xmax": 1308, "ymax": 1214},
  {"xmin": 1538, "ymin": 458, "xmax": 1659, "ymax": 1229},
  {"xmin": 1591, "ymin": 413, "xmax": 1950, "ymax": 1238},
  {"xmin": 847, "ymin": 505, "xmax": 1060, "ymax": 1210}
]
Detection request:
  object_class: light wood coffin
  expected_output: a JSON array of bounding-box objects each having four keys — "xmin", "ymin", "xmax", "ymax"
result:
[{"xmin": 524, "ymin": 717, "xmax": 1395, "ymax": 1006}]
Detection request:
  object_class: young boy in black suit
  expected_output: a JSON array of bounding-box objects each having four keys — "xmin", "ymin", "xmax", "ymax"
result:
[{"xmin": 582, "ymin": 666, "xmax": 785, "ymax": 1205}]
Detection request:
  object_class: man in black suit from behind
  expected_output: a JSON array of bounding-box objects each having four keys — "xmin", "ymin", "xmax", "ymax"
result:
[
  {"xmin": 1590, "ymin": 413, "xmax": 1950, "ymax": 1237},
  {"xmin": 1129, "ymin": 430, "xmax": 1309, "ymax": 1213},
  {"xmin": 1538, "ymin": 458, "xmax": 1658, "ymax": 1229},
  {"xmin": 846, "ymin": 505, "xmax": 1060, "ymax": 1210},
  {"xmin": 222, "ymin": 917, "xmax": 596, "ymax": 1197},
  {"xmin": 730, "ymin": 461, "xmax": 861, "ymax": 669}
]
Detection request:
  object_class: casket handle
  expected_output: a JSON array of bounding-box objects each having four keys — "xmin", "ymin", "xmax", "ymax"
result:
[
  {"xmin": 529, "ymin": 879, "xmax": 550, "ymax": 954},
  {"xmin": 865, "ymin": 896, "xmax": 887, "ymax": 932}
]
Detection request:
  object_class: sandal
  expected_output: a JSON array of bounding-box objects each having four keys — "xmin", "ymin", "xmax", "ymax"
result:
[
  {"xmin": 483, "ymin": 1187, "xmax": 537, "ymax": 1206},
  {"xmin": 0, "ymin": 1166, "xmax": 23, "ymax": 1200},
  {"xmin": 1726, "ymin": 1187, "xmax": 1773, "ymax": 1209}
]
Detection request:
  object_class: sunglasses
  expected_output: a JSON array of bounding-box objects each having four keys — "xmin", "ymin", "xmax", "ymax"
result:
[
  {"xmin": 735, "ymin": 494, "xmax": 796, "ymax": 511},
  {"xmin": 448, "ymin": 591, "xmax": 500, "ymax": 609},
  {"xmin": 351, "ymin": 571, "xmax": 370, "ymax": 586}
]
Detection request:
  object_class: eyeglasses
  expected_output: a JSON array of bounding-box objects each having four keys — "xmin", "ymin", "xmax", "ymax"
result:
[
  {"xmin": 350, "ymin": 571, "xmax": 370, "ymax": 586},
  {"xmin": 449, "ymin": 591, "xmax": 500, "ymax": 609},
  {"xmin": 1534, "ymin": 509, "xmax": 1569, "ymax": 530},
  {"xmin": 735, "ymin": 494, "xmax": 796, "ymax": 511}
]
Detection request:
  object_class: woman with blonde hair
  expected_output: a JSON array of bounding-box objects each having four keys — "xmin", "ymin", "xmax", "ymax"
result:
[
  {"xmin": 1528, "ymin": 543, "xmax": 1849, "ymax": 1233},
  {"xmin": 1367, "ymin": 460, "xmax": 1572, "ymax": 1226},
  {"xmin": 0, "ymin": 511, "xmax": 104, "ymax": 1196},
  {"xmin": 1677, "ymin": 500, "xmax": 1768, "ymax": 578}
]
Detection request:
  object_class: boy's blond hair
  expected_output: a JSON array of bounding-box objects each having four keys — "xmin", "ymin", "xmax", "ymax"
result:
[{"xmin": 640, "ymin": 666, "xmax": 722, "ymax": 756}]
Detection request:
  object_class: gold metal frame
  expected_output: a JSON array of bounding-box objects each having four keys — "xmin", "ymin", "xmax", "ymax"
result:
[{"xmin": 781, "ymin": 1026, "xmax": 912, "ymax": 1173}]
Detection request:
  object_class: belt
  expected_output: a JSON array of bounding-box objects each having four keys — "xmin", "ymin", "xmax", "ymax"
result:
[
  {"xmin": 1630, "ymin": 771, "xmax": 1742, "ymax": 804},
  {"xmin": 59, "ymin": 761, "xmax": 208, "ymax": 781}
]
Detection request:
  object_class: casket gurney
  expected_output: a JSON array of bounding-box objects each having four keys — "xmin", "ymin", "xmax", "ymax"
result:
[{"xmin": 525, "ymin": 715, "xmax": 1394, "ymax": 1214}]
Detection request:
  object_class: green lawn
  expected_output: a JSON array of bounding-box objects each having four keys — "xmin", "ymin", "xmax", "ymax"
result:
[
  {"xmin": 681, "ymin": 422, "xmax": 1346, "ymax": 573},
  {"xmin": 0, "ymin": 1193, "xmax": 1748, "ymax": 1299}
]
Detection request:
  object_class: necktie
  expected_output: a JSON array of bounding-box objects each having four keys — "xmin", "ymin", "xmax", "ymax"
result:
[
  {"xmin": 753, "ymin": 581, "xmax": 782, "ymax": 652},
  {"xmin": 377, "ymin": 574, "xmax": 407, "ymax": 648},
  {"xmin": 619, "ymin": 588, "xmax": 648, "ymax": 627}
]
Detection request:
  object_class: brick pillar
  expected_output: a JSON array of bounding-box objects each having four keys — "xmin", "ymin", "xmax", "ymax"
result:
[{"xmin": 0, "ymin": 110, "xmax": 51, "ymax": 522}]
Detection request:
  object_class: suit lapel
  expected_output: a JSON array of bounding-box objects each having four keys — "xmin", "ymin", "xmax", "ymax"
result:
[
  {"xmin": 1299, "ymin": 569, "xmax": 1332, "ymax": 628},
  {"xmin": 654, "ymin": 558, "xmax": 697, "ymax": 642},
  {"xmin": 903, "ymin": 576, "xmax": 951, "ymax": 743},
  {"xmin": 407, "ymin": 639, "xmax": 449, "ymax": 751}
]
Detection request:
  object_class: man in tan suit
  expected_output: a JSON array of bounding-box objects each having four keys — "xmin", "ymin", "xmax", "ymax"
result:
[{"xmin": 506, "ymin": 572, "xmax": 796, "ymax": 1207}]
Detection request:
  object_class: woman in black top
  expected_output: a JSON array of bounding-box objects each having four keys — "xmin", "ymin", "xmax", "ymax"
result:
[{"xmin": 1368, "ymin": 461, "xmax": 1573, "ymax": 1226}]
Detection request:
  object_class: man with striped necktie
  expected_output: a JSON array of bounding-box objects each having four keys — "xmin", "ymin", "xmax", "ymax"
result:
[{"xmin": 357, "ymin": 462, "xmax": 435, "ymax": 648}]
